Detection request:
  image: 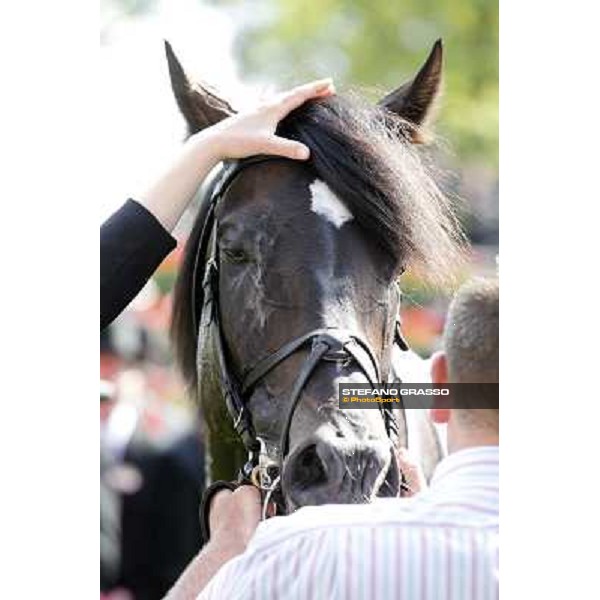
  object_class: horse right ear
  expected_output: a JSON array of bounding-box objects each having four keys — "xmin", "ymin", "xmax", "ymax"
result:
[
  {"xmin": 164, "ymin": 40, "xmax": 235, "ymax": 136},
  {"xmin": 378, "ymin": 39, "xmax": 443, "ymax": 143}
]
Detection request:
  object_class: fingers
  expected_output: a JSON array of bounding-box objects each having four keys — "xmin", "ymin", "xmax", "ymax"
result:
[
  {"xmin": 264, "ymin": 136, "xmax": 311, "ymax": 160},
  {"xmin": 208, "ymin": 485, "xmax": 262, "ymax": 545},
  {"xmin": 273, "ymin": 78, "xmax": 335, "ymax": 118},
  {"xmin": 395, "ymin": 447, "xmax": 428, "ymax": 497},
  {"xmin": 208, "ymin": 488, "xmax": 233, "ymax": 532}
]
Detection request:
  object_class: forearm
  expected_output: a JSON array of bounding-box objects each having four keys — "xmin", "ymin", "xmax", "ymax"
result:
[
  {"xmin": 137, "ymin": 130, "xmax": 222, "ymax": 233},
  {"xmin": 164, "ymin": 540, "xmax": 242, "ymax": 600},
  {"xmin": 100, "ymin": 199, "xmax": 176, "ymax": 330}
]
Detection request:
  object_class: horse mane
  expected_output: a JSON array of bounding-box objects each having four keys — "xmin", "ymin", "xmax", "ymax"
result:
[{"xmin": 171, "ymin": 93, "xmax": 467, "ymax": 391}]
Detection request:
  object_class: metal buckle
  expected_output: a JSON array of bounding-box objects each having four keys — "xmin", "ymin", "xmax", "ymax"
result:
[
  {"xmin": 250, "ymin": 438, "xmax": 280, "ymax": 490},
  {"xmin": 232, "ymin": 405, "xmax": 245, "ymax": 432},
  {"xmin": 323, "ymin": 348, "xmax": 350, "ymax": 362},
  {"xmin": 202, "ymin": 259, "xmax": 217, "ymax": 289},
  {"xmin": 317, "ymin": 335, "xmax": 351, "ymax": 364}
]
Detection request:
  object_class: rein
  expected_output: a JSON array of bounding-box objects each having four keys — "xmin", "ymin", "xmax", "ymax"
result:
[{"xmin": 192, "ymin": 156, "xmax": 410, "ymax": 533}]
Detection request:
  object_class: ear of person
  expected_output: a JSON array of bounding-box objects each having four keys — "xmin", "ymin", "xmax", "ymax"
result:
[
  {"xmin": 429, "ymin": 351, "xmax": 451, "ymax": 424},
  {"xmin": 430, "ymin": 350, "xmax": 448, "ymax": 385}
]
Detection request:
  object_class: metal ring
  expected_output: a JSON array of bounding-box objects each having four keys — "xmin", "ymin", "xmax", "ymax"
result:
[{"xmin": 250, "ymin": 465, "xmax": 262, "ymax": 488}]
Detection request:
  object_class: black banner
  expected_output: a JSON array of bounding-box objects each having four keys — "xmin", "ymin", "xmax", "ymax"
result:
[{"xmin": 338, "ymin": 383, "xmax": 499, "ymax": 410}]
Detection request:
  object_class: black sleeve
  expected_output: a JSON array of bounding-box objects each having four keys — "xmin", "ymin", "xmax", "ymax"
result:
[{"xmin": 101, "ymin": 199, "xmax": 176, "ymax": 330}]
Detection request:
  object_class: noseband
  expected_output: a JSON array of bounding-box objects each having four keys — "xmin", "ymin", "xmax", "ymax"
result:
[{"xmin": 191, "ymin": 156, "xmax": 409, "ymax": 503}]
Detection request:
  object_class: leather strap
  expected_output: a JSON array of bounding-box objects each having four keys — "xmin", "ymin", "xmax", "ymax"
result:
[
  {"xmin": 199, "ymin": 480, "xmax": 239, "ymax": 545},
  {"xmin": 278, "ymin": 339, "xmax": 333, "ymax": 461},
  {"xmin": 241, "ymin": 328, "xmax": 380, "ymax": 394}
]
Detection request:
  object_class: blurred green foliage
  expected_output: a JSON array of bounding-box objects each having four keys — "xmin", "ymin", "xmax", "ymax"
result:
[
  {"xmin": 103, "ymin": 0, "xmax": 158, "ymax": 17},
  {"xmin": 223, "ymin": 0, "xmax": 498, "ymax": 167}
]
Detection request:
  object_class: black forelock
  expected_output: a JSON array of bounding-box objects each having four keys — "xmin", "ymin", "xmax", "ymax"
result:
[{"xmin": 276, "ymin": 94, "xmax": 466, "ymax": 278}]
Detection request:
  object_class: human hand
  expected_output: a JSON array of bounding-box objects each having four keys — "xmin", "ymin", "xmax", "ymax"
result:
[
  {"xmin": 207, "ymin": 485, "xmax": 262, "ymax": 555},
  {"xmin": 137, "ymin": 79, "xmax": 333, "ymax": 234},
  {"xmin": 163, "ymin": 486, "xmax": 262, "ymax": 600},
  {"xmin": 193, "ymin": 79, "xmax": 335, "ymax": 162},
  {"xmin": 396, "ymin": 447, "xmax": 428, "ymax": 497}
]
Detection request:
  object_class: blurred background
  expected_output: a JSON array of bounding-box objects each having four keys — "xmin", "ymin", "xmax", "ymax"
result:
[{"xmin": 99, "ymin": 1, "xmax": 497, "ymax": 598}]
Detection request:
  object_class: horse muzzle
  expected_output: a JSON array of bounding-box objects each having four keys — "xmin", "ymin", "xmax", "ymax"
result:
[{"xmin": 281, "ymin": 430, "xmax": 397, "ymax": 510}]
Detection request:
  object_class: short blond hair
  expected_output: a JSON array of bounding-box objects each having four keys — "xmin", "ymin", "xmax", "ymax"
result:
[
  {"xmin": 444, "ymin": 277, "xmax": 499, "ymax": 383},
  {"xmin": 444, "ymin": 278, "xmax": 499, "ymax": 430}
]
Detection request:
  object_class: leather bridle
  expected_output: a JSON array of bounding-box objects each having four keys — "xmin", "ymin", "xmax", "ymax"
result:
[{"xmin": 191, "ymin": 156, "xmax": 410, "ymax": 510}]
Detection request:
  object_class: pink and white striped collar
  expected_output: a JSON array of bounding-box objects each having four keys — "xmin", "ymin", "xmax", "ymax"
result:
[{"xmin": 430, "ymin": 445, "xmax": 499, "ymax": 489}]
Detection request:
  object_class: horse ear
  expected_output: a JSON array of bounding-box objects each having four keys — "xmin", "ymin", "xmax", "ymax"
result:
[
  {"xmin": 164, "ymin": 40, "xmax": 235, "ymax": 136},
  {"xmin": 378, "ymin": 39, "xmax": 443, "ymax": 143}
]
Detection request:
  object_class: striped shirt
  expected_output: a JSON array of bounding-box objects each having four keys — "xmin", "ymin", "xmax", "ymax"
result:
[{"xmin": 199, "ymin": 446, "xmax": 499, "ymax": 600}]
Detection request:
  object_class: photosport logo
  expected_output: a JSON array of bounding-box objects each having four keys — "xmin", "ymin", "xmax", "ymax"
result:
[{"xmin": 338, "ymin": 384, "xmax": 499, "ymax": 410}]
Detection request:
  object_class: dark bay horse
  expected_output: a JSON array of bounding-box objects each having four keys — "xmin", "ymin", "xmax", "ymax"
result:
[{"xmin": 168, "ymin": 40, "xmax": 466, "ymax": 512}]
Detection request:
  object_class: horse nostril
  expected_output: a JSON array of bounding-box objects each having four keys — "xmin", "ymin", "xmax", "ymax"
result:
[
  {"xmin": 283, "ymin": 437, "xmax": 391, "ymax": 509},
  {"xmin": 291, "ymin": 444, "xmax": 327, "ymax": 489}
]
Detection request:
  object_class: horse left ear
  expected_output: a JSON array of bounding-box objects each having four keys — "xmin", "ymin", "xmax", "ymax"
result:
[
  {"xmin": 165, "ymin": 40, "xmax": 236, "ymax": 136},
  {"xmin": 379, "ymin": 39, "xmax": 443, "ymax": 143}
]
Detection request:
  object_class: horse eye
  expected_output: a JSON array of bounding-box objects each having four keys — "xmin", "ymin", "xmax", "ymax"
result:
[{"xmin": 222, "ymin": 247, "xmax": 251, "ymax": 264}]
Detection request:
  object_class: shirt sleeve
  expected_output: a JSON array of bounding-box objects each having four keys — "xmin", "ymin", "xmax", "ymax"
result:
[
  {"xmin": 196, "ymin": 557, "xmax": 239, "ymax": 600},
  {"xmin": 100, "ymin": 199, "xmax": 176, "ymax": 330}
]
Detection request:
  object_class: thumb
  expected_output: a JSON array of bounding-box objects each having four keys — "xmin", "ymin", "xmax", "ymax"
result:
[
  {"xmin": 264, "ymin": 136, "xmax": 310, "ymax": 160},
  {"xmin": 396, "ymin": 447, "xmax": 427, "ymax": 497}
]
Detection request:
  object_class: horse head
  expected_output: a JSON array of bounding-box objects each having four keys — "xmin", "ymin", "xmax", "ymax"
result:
[{"xmin": 169, "ymin": 40, "xmax": 466, "ymax": 511}]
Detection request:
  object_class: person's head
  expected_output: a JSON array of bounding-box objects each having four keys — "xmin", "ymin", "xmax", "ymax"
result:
[{"xmin": 430, "ymin": 277, "xmax": 499, "ymax": 450}]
